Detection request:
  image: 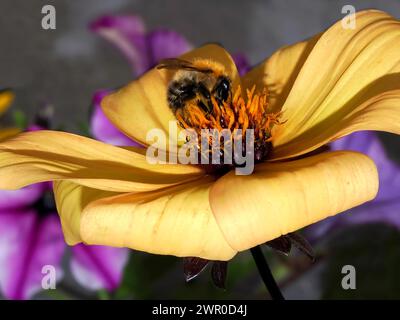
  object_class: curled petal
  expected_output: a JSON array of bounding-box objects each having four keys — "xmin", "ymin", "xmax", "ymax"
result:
[
  {"xmin": 0, "ymin": 130, "xmax": 204, "ymax": 192},
  {"xmin": 209, "ymin": 151, "xmax": 378, "ymax": 252},
  {"xmin": 331, "ymin": 131, "xmax": 400, "ymax": 202},
  {"xmin": 53, "ymin": 181, "xmax": 117, "ymax": 244},
  {"xmin": 102, "ymin": 44, "xmax": 240, "ymax": 148},
  {"xmin": 307, "ymin": 131, "xmax": 400, "ymax": 239},
  {"xmin": 270, "ymin": 10, "xmax": 400, "ymax": 159},
  {"xmin": 80, "ymin": 177, "xmax": 237, "ymax": 261}
]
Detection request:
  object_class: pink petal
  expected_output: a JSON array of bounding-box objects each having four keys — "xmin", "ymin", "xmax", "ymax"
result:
[
  {"xmin": 0, "ymin": 210, "xmax": 65, "ymax": 299},
  {"xmin": 70, "ymin": 244, "xmax": 129, "ymax": 292},
  {"xmin": 0, "ymin": 183, "xmax": 47, "ymax": 211},
  {"xmin": 232, "ymin": 53, "xmax": 251, "ymax": 76},
  {"xmin": 147, "ymin": 29, "xmax": 192, "ymax": 65},
  {"xmin": 90, "ymin": 15, "xmax": 150, "ymax": 76},
  {"xmin": 90, "ymin": 15, "xmax": 192, "ymax": 76}
]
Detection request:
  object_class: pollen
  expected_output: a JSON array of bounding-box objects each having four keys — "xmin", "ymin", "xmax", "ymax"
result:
[{"xmin": 176, "ymin": 85, "xmax": 282, "ymax": 144}]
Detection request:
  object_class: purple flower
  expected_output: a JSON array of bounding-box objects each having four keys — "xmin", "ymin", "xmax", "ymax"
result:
[
  {"xmin": 232, "ymin": 53, "xmax": 251, "ymax": 76},
  {"xmin": 0, "ymin": 137, "xmax": 129, "ymax": 300},
  {"xmin": 89, "ymin": 15, "xmax": 250, "ymax": 145},
  {"xmin": 0, "ymin": 205, "xmax": 64, "ymax": 299},
  {"xmin": 306, "ymin": 131, "xmax": 400, "ymax": 240},
  {"xmin": 90, "ymin": 15, "xmax": 192, "ymax": 77},
  {"xmin": 70, "ymin": 244, "xmax": 128, "ymax": 292}
]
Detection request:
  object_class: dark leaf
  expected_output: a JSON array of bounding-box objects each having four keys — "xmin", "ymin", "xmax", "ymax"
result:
[
  {"xmin": 183, "ymin": 257, "xmax": 210, "ymax": 282},
  {"xmin": 211, "ymin": 261, "xmax": 228, "ymax": 289},
  {"xmin": 287, "ymin": 232, "xmax": 315, "ymax": 262},
  {"xmin": 115, "ymin": 252, "xmax": 178, "ymax": 299},
  {"xmin": 265, "ymin": 236, "xmax": 292, "ymax": 255},
  {"xmin": 322, "ymin": 224, "xmax": 400, "ymax": 299}
]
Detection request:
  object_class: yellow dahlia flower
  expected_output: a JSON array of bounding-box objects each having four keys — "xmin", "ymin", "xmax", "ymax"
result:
[{"xmin": 0, "ymin": 10, "xmax": 399, "ymax": 262}]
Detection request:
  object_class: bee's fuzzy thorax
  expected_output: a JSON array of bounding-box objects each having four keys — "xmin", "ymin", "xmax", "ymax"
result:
[{"xmin": 191, "ymin": 58, "xmax": 227, "ymax": 77}]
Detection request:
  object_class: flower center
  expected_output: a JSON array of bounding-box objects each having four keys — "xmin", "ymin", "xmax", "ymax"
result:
[{"xmin": 175, "ymin": 85, "xmax": 282, "ymax": 171}]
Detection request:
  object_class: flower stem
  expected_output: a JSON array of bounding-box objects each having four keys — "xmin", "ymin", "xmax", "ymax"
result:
[{"xmin": 250, "ymin": 245, "xmax": 285, "ymax": 300}]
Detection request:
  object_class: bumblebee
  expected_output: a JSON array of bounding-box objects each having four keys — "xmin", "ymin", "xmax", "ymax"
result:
[{"xmin": 156, "ymin": 58, "xmax": 231, "ymax": 114}]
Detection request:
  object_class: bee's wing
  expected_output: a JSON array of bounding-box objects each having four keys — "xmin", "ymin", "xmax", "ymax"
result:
[{"xmin": 156, "ymin": 58, "xmax": 213, "ymax": 73}]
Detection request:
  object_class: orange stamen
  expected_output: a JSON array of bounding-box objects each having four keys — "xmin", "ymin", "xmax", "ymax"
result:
[{"xmin": 176, "ymin": 84, "xmax": 282, "ymax": 148}]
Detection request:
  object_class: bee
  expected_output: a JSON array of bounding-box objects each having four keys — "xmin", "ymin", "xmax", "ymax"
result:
[{"xmin": 156, "ymin": 58, "xmax": 231, "ymax": 115}]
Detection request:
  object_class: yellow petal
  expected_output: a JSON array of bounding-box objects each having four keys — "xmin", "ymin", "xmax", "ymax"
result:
[
  {"xmin": 0, "ymin": 130, "xmax": 204, "ymax": 192},
  {"xmin": 53, "ymin": 181, "xmax": 118, "ymax": 244},
  {"xmin": 271, "ymin": 10, "xmax": 400, "ymax": 159},
  {"xmin": 209, "ymin": 151, "xmax": 378, "ymax": 252},
  {"xmin": 241, "ymin": 35, "xmax": 320, "ymax": 112},
  {"xmin": 80, "ymin": 177, "xmax": 237, "ymax": 261},
  {"xmin": 277, "ymin": 89, "xmax": 400, "ymax": 158},
  {"xmin": 102, "ymin": 44, "xmax": 240, "ymax": 148},
  {"xmin": 0, "ymin": 89, "xmax": 14, "ymax": 115}
]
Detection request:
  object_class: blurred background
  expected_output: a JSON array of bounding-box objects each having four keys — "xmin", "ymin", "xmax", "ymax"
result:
[{"xmin": 0, "ymin": 0, "xmax": 399, "ymax": 299}]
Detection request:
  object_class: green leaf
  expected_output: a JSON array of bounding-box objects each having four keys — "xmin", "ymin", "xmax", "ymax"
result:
[
  {"xmin": 115, "ymin": 251, "xmax": 265, "ymax": 299},
  {"xmin": 115, "ymin": 252, "xmax": 178, "ymax": 299},
  {"xmin": 13, "ymin": 110, "xmax": 27, "ymax": 129},
  {"xmin": 76, "ymin": 121, "xmax": 91, "ymax": 137},
  {"xmin": 97, "ymin": 289, "xmax": 110, "ymax": 300}
]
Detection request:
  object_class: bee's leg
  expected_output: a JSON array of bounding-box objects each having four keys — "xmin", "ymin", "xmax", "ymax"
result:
[
  {"xmin": 213, "ymin": 76, "xmax": 231, "ymax": 105},
  {"xmin": 197, "ymin": 82, "xmax": 213, "ymax": 114}
]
